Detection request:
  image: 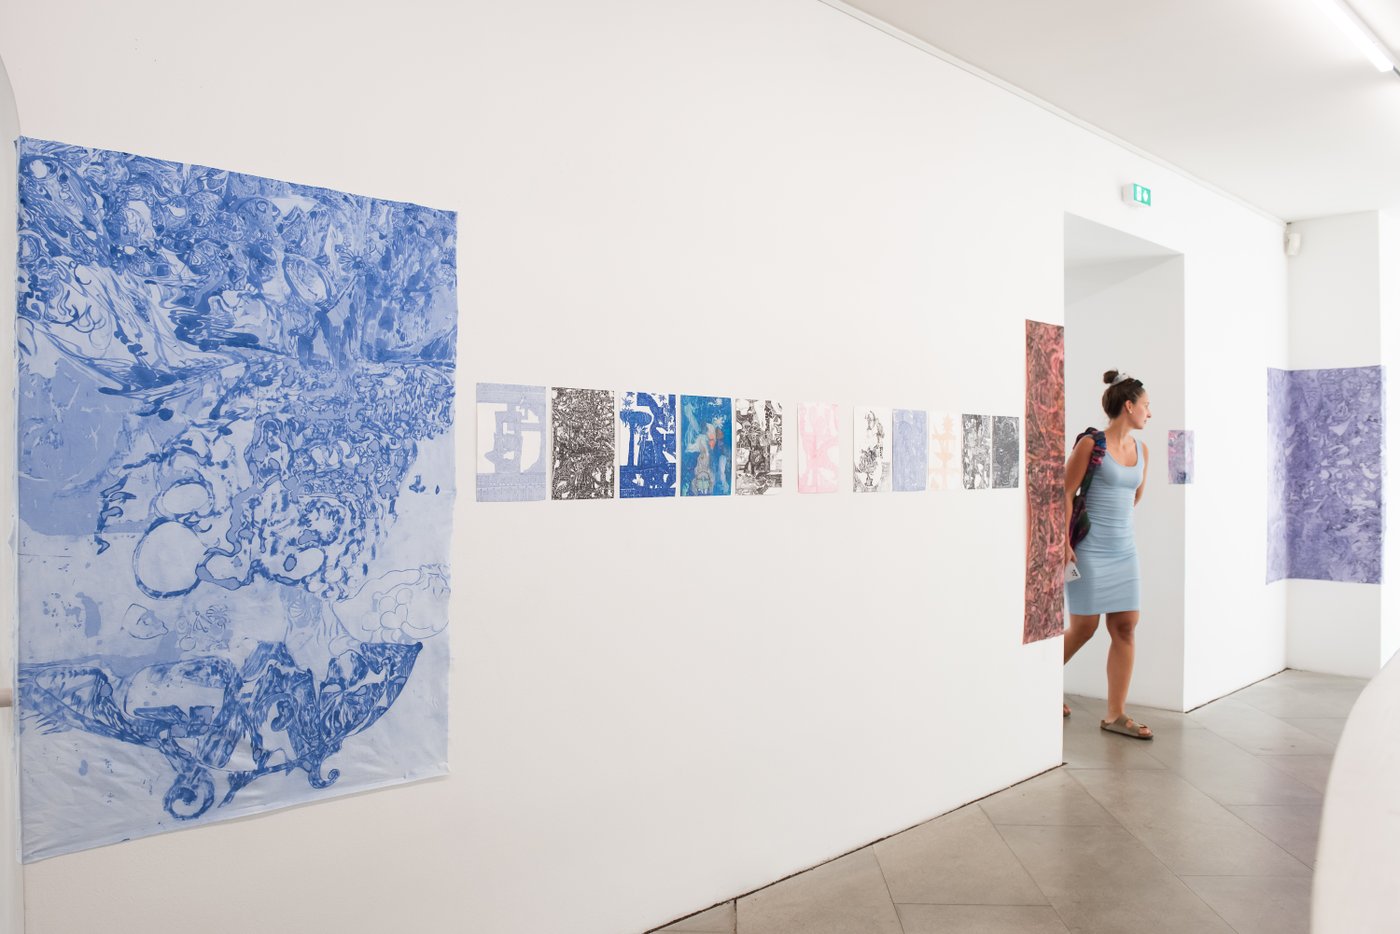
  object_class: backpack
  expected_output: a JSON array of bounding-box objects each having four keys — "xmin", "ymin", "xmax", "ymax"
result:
[{"xmin": 1069, "ymin": 427, "xmax": 1107, "ymax": 548}]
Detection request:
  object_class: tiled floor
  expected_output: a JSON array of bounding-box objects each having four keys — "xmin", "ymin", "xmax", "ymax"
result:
[{"xmin": 653, "ymin": 669, "xmax": 1364, "ymax": 934}]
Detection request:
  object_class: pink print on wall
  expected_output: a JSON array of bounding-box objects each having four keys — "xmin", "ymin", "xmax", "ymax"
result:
[{"xmin": 798, "ymin": 402, "xmax": 841, "ymax": 493}]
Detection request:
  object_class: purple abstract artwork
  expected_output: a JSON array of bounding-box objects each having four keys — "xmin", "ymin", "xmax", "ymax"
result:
[
  {"xmin": 1167, "ymin": 430, "xmax": 1194, "ymax": 485},
  {"xmin": 1267, "ymin": 367, "xmax": 1384, "ymax": 585}
]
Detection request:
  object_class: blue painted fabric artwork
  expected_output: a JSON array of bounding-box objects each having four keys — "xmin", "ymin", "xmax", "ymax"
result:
[
  {"xmin": 14, "ymin": 138, "xmax": 456, "ymax": 861},
  {"xmin": 618, "ymin": 392, "xmax": 677, "ymax": 498},
  {"xmin": 681, "ymin": 396, "xmax": 732, "ymax": 496},
  {"xmin": 892, "ymin": 409, "xmax": 927, "ymax": 492},
  {"xmin": 1266, "ymin": 367, "xmax": 1384, "ymax": 585},
  {"xmin": 477, "ymin": 383, "xmax": 545, "ymax": 501}
]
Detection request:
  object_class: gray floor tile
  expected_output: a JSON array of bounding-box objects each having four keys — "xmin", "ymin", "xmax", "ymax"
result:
[
  {"xmin": 1061, "ymin": 716, "xmax": 1167, "ymax": 771},
  {"xmin": 1145, "ymin": 726, "xmax": 1323, "ymax": 806},
  {"xmin": 1190, "ymin": 700, "xmax": 1336, "ymax": 755},
  {"xmin": 996, "ymin": 824, "xmax": 1181, "ymax": 898},
  {"xmin": 1227, "ymin": 803, "xmax": 1323, "ymax": 865},
  {"xmin": 873, "ymin": 805, "xmax": 1046, "ymax": 906},
  {"xmin": 1181, "ymin": 874, "xmax": 1312, "ymax": 934},
  {"xmin": 1070, "ymin": 769, "xmax": 1311, "ymax": 876},
  {"xmin": 737, "ymin": 849, "xmax": 901, "ymax": 934},
  {"xmin": 656, "ymin": 900, "xmax": 735, "ymax": 932},
  {"xmin": 1258, "ymin": 754, "xmax": 1334, "ymax": 794},
  {"xmin": 1048, "ymin": 891, "xmax": 1235, "ymax": 934},
  {"xmin": 1231, "ymin": 683, "xmax": 1360, "ymax": 719},
  {"xmin": 1279, "ymin": 717, "xmax": 1348, "ymax": 744},
  {"xmin": 980, "ymin": 768, "xmax": 1117, "ymax": 828},
  {"xmin": 896, "ymin": 904, "xmax": 1070, "ymax": 933}
]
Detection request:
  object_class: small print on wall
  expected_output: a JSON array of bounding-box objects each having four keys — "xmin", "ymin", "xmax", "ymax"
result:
[
  {"xmin": 798, "ymin": 402, "xmax": 840, "ymax": 494},
  {"xmin": 992, "ymin": 416, "xmax": 1021, "ymax": 489},
  {"xmin": 735, "ymin": 399, "xmax": 783, "ymax": 495},
  {"xmin": 853, "ymin": 407, "xmax": 893, "ymax": 493},
  {"xmin": 1167, "ymin": 430, "xmax": 1194, "ymax": 484},
  {"xmin": 681, "ymin": 396, "xmax": 732, "ymax": 496},
  {"xmin": 477, "ymin": 383, "xmax": 546, "ymax": 502},
  {"xmin": 1267, "ymin": 367, "xmax": 1383, "ymax": 585},
  {"xmin": 552, "ymin": 387, "xmax": 616, "ymax": 499},
  {"xmin": 962, "ymin": 414, "xmax": 992, "ymax": 490},
  {"xmin": 891, "ymin": 409, "xmax": 928, "ymax": 493},
  {"xmin": 928, "ymin": 411, "xmax": 962, "ymax": 491},
  {"xmin": 1024, "ymin": 320, "xmax": 1067, "ymax": 644},
  {"xmin": 618, "ymin": 392, "xmax": 678, "ymax": 498}
]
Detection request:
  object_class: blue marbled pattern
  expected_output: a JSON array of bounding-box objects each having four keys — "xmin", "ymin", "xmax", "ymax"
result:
[
  {"xmin": 1267, "ymin": 367, "xmax": 1383, "ymax": 584},
  {"xmin": 1167, "ymin": 429, "xmax": 1194, "ymax": 485},
  {"xmin": 15, "ymin": 138, "xmax": 456, "ymax": 860},
  {"xmin": 891, "ymin": 409, "xmax": 927, "ymax": 493}
]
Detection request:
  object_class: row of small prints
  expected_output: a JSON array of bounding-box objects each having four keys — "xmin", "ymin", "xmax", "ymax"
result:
[{"xmin": 476, "ymin": 383, "xmax": 1021, "ymax": 501}]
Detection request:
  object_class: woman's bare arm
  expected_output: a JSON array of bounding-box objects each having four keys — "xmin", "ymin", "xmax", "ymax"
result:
[
  {"xmin": 1064, "ymin": 435, "xmax": 1094, "ymax": 560},
  {"xmin": 1134, "ymin": 442, "xmax": 1149, "ymax": 506}
]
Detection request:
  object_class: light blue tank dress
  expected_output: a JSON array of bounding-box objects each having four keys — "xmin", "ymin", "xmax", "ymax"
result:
[{"xmin": 1066, "ymin": 437, "xmax": 1142, "ymax": 615}]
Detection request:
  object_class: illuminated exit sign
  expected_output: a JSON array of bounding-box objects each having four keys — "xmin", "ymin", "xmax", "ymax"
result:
[{"xmin": 1122, "ymin": 183, "xmax": 1152, "ymax": 207}]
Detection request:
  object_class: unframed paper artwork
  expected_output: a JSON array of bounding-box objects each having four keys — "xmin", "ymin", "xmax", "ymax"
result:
[
  {"xmin": 735, "ymin": 399, "xmax": 783, "ymax": 495},
  {"xmin": 962, "ymin": 414, "xmax": 992, "ymax": 490},
  {"xmin": 552, "ymin": 388, "xmax": 616, "ymax": 500},
  {"xmin": 681, "ymin": 396, "xmax": 732, "ymax": 496},
  {"xmin": 853, "ymin": 407, "xmax": 892, "ymax": 493},
  {"xmin": 1267, "ymin": 367, "xmax": 1384, "ymax": 584},
  {"xmin": 892, "ymin": 410, "xmax": 927, "ymax": 493},
  {"xmin": 1167, "ymin": 430, "xmax": 1194, "ymax": 485},
  {"xmin": 991, "ymin": 416, "xmax": 1020, "ymax": 489},
  {"xmin": 15, "ymin": 138, "xmax": 456, "ymax": 861},
  {"xmin": 928, "ymin": 411, "xmax": 962, "ymax": 491},
  {"xmin": 798, "ymin": 403, "xmax": 840, "ymax": 494},
  {"xmin": 477, "ymin": 383, "xmax": 546, "ymax": 501},
  {"xmin": 618, "ymin": 392, "xmax": 677, "ymax": 498},
  {"xmin": 1024, "ymin": 321, "xmax": 1066, "ymax": 645}
]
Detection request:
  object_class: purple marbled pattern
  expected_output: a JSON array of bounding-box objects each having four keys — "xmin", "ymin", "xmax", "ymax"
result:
[
  {"xmin": 1267, "ymin": 366, "xmax": 1384, "ymax": 585},
  {"xmin": 1167, "ymin": 430, "xmax": 1194, "ymax": 484}
]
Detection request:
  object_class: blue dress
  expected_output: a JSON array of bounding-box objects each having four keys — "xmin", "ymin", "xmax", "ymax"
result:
[{"xmin": 1067, "ymin": 437, "xmax": 1142, "ymax": 615}]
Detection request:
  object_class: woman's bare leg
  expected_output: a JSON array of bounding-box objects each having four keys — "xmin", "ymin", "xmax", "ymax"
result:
[
  {"xmin": 1105, "ymin": 611, "xmax": 1150, "ymax": 737},
  {"xmin": 1064, "ymin": 613, "xmax": 1100, "ymax": 664}
]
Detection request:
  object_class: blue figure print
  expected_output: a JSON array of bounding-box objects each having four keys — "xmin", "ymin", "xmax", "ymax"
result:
[
  {"xmin": 14, "ymin": 138, "xmax": 456, "ymax": 861},
  {"xmin": 680, "ymin": 396, "xmax": 732, "ymax": 497},
  {"xmin": 619, "ymin": 392, "xmax": 677, "ymax": 498}
]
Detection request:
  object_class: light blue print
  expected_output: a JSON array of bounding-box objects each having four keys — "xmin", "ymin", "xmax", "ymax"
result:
[
  {"xmin": 15, "ymin": 138, "xmax": 456, "ymax": 861},
  {"xmin": 477, "ymin": 383, "xmax": 546, "ymax": 502},
  {"xmin": 681, "ymin": 396, "xmax": 732, "ymax": 496},
  {"xmin": 892, "ymin": 410, "xmax": 927, "ymax": 492}
]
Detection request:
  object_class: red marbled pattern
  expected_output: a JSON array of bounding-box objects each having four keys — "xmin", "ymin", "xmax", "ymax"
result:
[{"xmin": 1024, "ymin": 320, "xmax": 1067, "ymax": 644}]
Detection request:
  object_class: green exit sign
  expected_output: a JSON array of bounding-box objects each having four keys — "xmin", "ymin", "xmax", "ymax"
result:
[{"xmin": 1123, "ymin": 183, "xmax": 1152, "ymax": 207}]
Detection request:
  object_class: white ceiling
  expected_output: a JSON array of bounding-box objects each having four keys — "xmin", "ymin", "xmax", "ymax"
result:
[
  {"xmin": 1064, "ymin": 215, "xmax": 1180, "ymax": 269},
  {"xmin": 837, "ymin": 0, "xmax": 1400, "ymax": 222}
]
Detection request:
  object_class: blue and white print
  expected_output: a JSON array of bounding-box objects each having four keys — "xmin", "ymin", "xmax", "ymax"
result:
[
  {"xmin": 477, "ymin": 383, "xmax": 546, "ymax": 501},
  {"xmin": 680, "ymin": 396, "xmax": 732, "ymax": 496},
  {"xmin": 15, "ymin": 138, "xmax": 456, "ymax": 861},
  {"xmin": 618, "ymin": 392, "xmax": 677, "ymax": 498}
]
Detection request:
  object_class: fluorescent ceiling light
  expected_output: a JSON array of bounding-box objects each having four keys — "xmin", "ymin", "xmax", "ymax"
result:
[{"xmin": 1313, "ymin": 0, "xmax": 1400, "ymax": 73}]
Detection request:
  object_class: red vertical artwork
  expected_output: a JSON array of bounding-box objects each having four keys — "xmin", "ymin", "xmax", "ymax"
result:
[{"xmin": 1024, "ymin": 320, "xmax": 1067, "ymax": 644}]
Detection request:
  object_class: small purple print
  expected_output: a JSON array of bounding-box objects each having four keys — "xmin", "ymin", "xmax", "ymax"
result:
[
  {"xmin": 1267, "ymin": 366, "xmax": 1384, "ymax": 585},
  {"xmin": 1167, "ymin": 430, "xmax": 1194, "ymax": 485}
]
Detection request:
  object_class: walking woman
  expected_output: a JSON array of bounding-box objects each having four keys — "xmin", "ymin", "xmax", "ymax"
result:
[{"xmin": 1064, "ymin": 370, "xmax": 1153, "ymax": 739}]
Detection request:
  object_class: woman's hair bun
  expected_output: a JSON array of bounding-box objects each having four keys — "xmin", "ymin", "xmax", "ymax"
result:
[{"xmin": 1103, "ymin": 369, "xmax": 1120, "ymax": 385}]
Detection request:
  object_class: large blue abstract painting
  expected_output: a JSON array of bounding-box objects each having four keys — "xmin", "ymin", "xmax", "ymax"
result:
[
  {"xmin": 618, "ymin": 392, "xmax": 677, "ymax": 498},
  {"xmin": 14, "ymin": 138, "xmax": 456, "ymax": 860},
  {"xmin": 1267, "ymin": 366, "xmax": 1383, "ymax": 584},
  {"xmin": 680, "ymin": 396, "xmax": 731, "ymax": 496}
]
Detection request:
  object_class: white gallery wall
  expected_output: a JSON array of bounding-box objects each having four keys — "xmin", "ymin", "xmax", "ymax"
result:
[
  {"xmin": 1284, "ymin": 212, "xmax": 1388, "ymax": 678},
  {"xmin": 1064, "ymin": 250, "xmax": 1186, "ymax": 710},
  {"xmin": 0, "ymin": 1, "xmax": 1286, "ymax": 932}
]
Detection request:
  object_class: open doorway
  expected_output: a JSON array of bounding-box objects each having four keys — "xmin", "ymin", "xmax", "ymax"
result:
[{"xmin": 1063, "ymin": 215, "xmax": 1188, "ymax": 711}]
